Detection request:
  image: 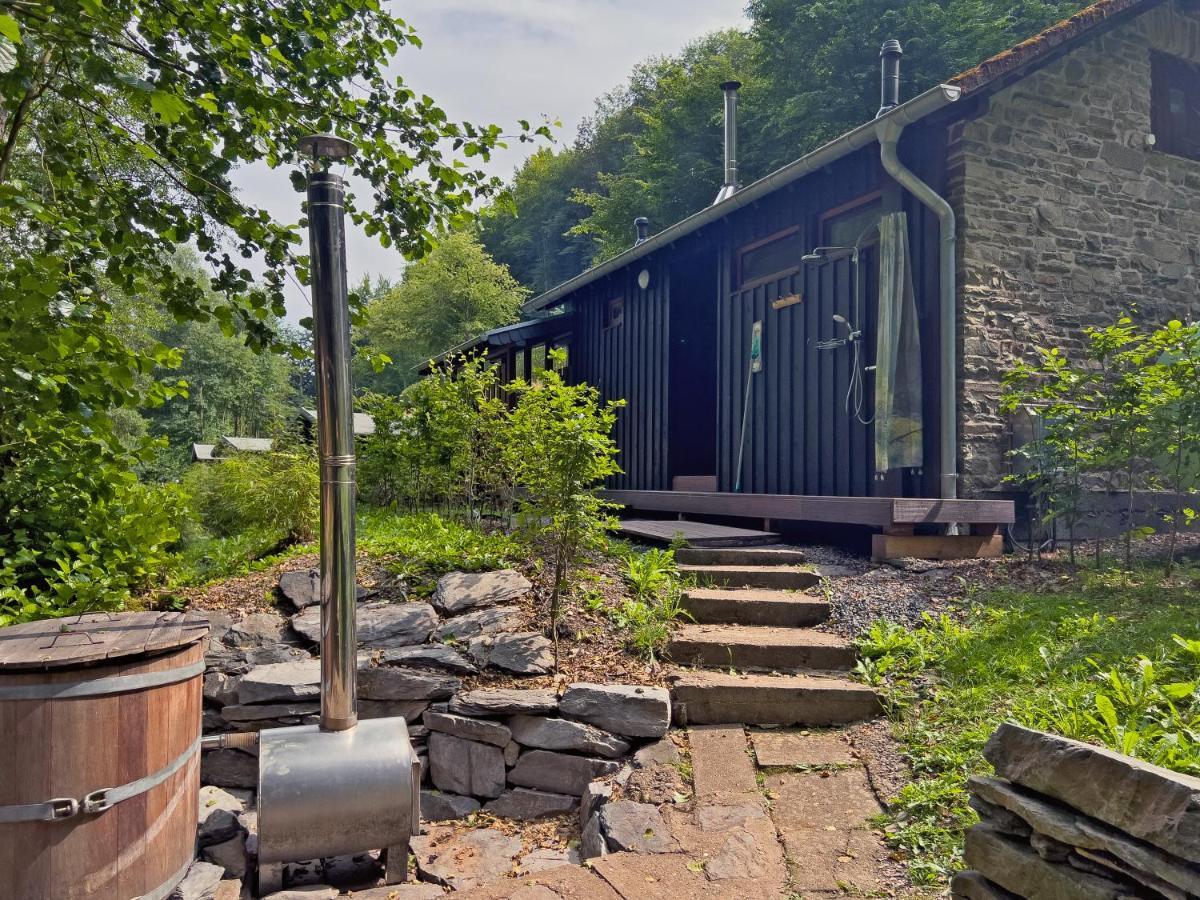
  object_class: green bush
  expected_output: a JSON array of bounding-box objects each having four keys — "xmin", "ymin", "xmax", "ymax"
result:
[
  {"xmin": 184, "ymin": 447, "xmax": 319, "ymax": 543},
  {"xmin": 359, "ymin": 509, "xmax": 520, "ymax": 585}
]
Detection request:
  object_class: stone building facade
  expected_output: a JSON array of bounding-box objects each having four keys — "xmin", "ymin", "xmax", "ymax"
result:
[{"xmin": 948, "ymin": 0, "xmax": 1200, "ymax": 498}]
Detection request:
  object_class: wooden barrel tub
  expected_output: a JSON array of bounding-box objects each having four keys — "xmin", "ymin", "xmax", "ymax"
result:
[{"xmin": 0, "ymin": 611, "xmax": 209, "ymax": 899}]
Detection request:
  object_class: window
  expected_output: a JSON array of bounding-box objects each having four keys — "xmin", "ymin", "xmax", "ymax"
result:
[
  {"xmin": 605, "ymin": 296, "xmax": 625, "ymax": 328},
  {"xmin": 1151, "ymin": 52, "xmax": 1200, "ymax": 162},
  {"xmin": 736, "ymin": 226, "xmax": 805, "ymax": 289},
  {"xmin": 821, "ymin": 193, "xmax": 882, "ymax": 248},
  {"xmin": 530, "ymin": 343, "xmax": 547, "ymax": 373}
]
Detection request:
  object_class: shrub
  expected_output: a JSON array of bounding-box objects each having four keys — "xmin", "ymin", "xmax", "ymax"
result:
[
  {"xmin": 184, "ymin": 446, "xmax": 319, "ymax": 543},
  {"xmin": 359, "ymin": 510, "xmax": 520, "ymax": 587},
  {"xmin": 608, "ymin": 546, "xmax": 692, "ymax": 662}
]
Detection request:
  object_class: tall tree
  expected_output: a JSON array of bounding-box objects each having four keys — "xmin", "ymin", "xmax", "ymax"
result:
[{"xmin": 355, "ymin": 232, "xmax": 528, "ymax": 394}]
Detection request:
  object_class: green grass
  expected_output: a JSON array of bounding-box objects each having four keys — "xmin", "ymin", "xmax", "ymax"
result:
[
  {"xmin": 857, "ymin": 562, "xmax": 1200, "ymax": 887},
  {"xmin": 170, "ymin": 526, "xmax": 313, "ymax": 587}
]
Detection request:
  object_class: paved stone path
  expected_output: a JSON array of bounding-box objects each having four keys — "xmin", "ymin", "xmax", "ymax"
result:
[{"xmin": 451, "ymin": 724, "xmax": 900, "ymax": 899}]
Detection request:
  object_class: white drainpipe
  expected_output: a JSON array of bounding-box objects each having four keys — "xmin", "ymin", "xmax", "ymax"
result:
[{"xmin": 875, "ymin": 114, "xmax": 959, "ymax": 503}]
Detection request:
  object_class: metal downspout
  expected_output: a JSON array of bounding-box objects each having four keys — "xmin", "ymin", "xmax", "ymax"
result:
[{"xmin": 875, "ymin": 117, "xmax": 958, "ymax": 502}]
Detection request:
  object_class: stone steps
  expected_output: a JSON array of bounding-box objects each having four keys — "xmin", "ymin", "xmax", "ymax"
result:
[
  {"xmin": 669, "ymin": 624, "xmax": 856, "ymax": 672},
  {"xmin": 681, "ymin": 587, "xmax": 830, "ymax": 627},
  {"xmin": 678, "ymin": 563, "xmax": 821, "ymax": 591},
  {"xmin": 672, "ymin": 670, "xmax": 881, "ymax": 726},
  {"xmin": 674, "ymin": 546, "xmax": 808, "ymax": 567}
]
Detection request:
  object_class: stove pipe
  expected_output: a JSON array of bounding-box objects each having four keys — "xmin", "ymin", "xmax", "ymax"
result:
[
  {"xmin": 634, "ymin": 216, "xmax": 650, "ymax": 245},
  {"xmin": 714, "ymin": 80, "xmax": 741, "ymax": 204},
  {"xmin": 303, "ymin": 139, "xmax": 358, "ymax": 732},
  {"xmin": 877, "ymin": 40, "xmax": 903, "ymax": 118}
]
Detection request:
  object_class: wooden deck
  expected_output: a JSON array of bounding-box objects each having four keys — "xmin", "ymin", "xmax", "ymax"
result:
[{"xmin": 617, "ymin": 519, "xmax": 780, "ymax": 548}]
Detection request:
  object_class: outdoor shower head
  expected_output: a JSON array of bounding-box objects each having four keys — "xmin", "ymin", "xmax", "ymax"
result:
[
  {"xmin": 801, "ymin": 246, "xmax": 853, "ymax": 264},
  {"xmin": 832, "ymin": 314, "xmax": 848, "ymax": 324}
]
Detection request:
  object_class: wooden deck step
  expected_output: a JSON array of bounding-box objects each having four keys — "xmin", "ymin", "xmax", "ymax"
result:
[
  {"xmin": 682, "ymin": 588, "xmax": 829, "ymax": 627},
  {"xmin": 675, "ymin": 546, "xmax": 807, "ymax": 567},
  {"xmin": 669, "ymin": 624, "xmax": 856, "ymax": 672},
  {"xmin": 679, "ymin": 564, "xmax": 820, "ymax": 591},
  {"xmin": 672, "ymin": 670, "xmax": 881, "ymax": 726},
  {"xmin": 617, "ymin": 519, "xmax": 779, "ymax": 548}
]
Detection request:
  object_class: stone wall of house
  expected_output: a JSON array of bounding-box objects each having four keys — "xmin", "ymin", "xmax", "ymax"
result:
[{"xmin": 946, "ymin": 0, "xmax": 1200, "ymax": 499}]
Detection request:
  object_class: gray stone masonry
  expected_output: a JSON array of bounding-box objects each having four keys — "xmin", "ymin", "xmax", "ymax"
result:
[{"xmin": 947, "ymin": 1, "xmax": 1200, "ymax": 498}]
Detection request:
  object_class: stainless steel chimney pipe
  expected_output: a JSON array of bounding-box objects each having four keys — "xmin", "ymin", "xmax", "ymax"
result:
[
  {"xmin": 714, "ymin": 80, "xmax": 742, "ymax": 204},
  {"xmin": 302, "ymin": 135, "xmax": 358, "ymax": 732}
]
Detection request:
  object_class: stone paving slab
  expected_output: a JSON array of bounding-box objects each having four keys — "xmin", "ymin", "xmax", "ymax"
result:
[
  {"xmin": 450, "ymin": 863, "xmax": 622, "ymax": 899},
  {"xmin": 688, "ymin": 725, "xmax": 757, "ymax": 799},
  {"xmin": 751, "ymin": 729, "xmax": 856, "ymax": 767}
]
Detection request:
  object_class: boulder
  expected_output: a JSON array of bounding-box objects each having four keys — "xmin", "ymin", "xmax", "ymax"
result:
[
  {"xmin": 423, "ymin": 710, "xmax": 512, "ymax": 747},
  {"xmin": 433, "ymin": 605, "xmax": 522, "ymax": 642},
  {"xmin": 485, "ymin": 787, "xmax": 579, "ymax": 820},
  {"xmin": 225, "ymin": 612, "xmax": 291, "ymax": 648},
  {"xmin": 984, "ymin": 723, "xmax": 1200, "ymax": 860},
  {"xmin": 963, "ymin": 826, "xmax": 1130, "ymax": 900},
  {"xmin": 633, "ymin": 738, "xmax": 680, "ymax": 769},
  {"xmin": 290, "ymin": 602, "xmax": 437, "ymax": 649},
  {"xmin": 434, "ymin": 570, "xmax": 531, "ymax": 615},
  {"xmin": 169, "ymin": 860, "xmax": 224, "ymax": 900},
  {"xmin": 197, "ymin": 785, "xmax": 246, "ymax": 847},
  {"xmin": 471, "ymin": 632, "xmax": 555, "ymax": 675},
  {"xmin": 201, "ymin": 831, "xmax": 247, "ymax": 880},
  {"xmin": 420, "ymin": 789, "xmax": 481, "ymax": 821},
  {"xmin": 200, "ymin": 749, "xmax": 258, "ymax": 790},
  {"xmin": 507, "ymin": 715, "xmax": 630, "ymax": 759},
  {"xmin": 358, "ymin": 666, "xmax": 460, "ymax": 701},
  {"xmin": 277, "ymin": 569, "xmax": 370, "ymax": 610},
  {"xmin": 410, "ymin": 827, "xmax": 523, "ymax": 891},
  {"xmin": 236, "ymin": 659, "xmax": 320, "ymax": 704},
  {"xmin": 507, "ymin": 749, "xmax": 621, "ymax": 796},
  {"xmin": 559, "ymin": 683, "xmax": 671, "ymax": 738},
  {"xmin": 428, "ymin": 732, "xmax": 506, "ymax": 799},
  {"xmin": 599, "ymin": 801, "xmax": 675, "ymax": 854},
  {"xmin": 380, "ymin": 644, "xmax": 478, "ymax": 674},
  {"xmin": 448, "ymin": 689, "xmax": 559, "ymax": 717}
]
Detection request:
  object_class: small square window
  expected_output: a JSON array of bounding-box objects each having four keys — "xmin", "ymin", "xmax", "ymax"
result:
[
  {"xmin": 736, "ymin": 227, "xmax": 805, "ymax": 289},
  {"xmin": 1151, "ymin": 52, "xmax": 1200, "ymax": 162},
  {"xmin": 605, "ymin": 297, "xmax": 625, "ymax": 328}
]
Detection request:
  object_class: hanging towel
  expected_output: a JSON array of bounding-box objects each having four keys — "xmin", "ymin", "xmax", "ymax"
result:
[{"xmin": 875, "ymin": 212, "xmax": 924, "ymax": 472}]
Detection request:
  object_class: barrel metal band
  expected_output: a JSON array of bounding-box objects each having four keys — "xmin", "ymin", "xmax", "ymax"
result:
[
  {"xmin": 0, "ymin": 659, "xmax": 205, "ymax": 701},
  {"xmin": 0, "ymin": 736, "xmax": 200, "ymax": 824},
  {"xmin": 137, "ymin": 851, "xmax": 194, "ymax": 900}
]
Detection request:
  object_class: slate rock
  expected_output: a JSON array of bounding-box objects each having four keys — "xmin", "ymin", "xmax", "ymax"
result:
[
  {"xmin": 221, "ymin": 702, "xmax": 319, "ymax": 723},
  {"xmin": 519, "ymin": 847, "xmax": 583, "ymax": 874},
  {"xmin": 705, "ymin": 831, "xmax": 759, "ymax": 880},
  {"xmin": 237, "ymin": 659, "xmax": 320, "ymax": 704},
  {"xmin": 380, "ymin": 644, "xmax": 478, "ymax": 674},
  {"xmin": 423, "ymin": 710, "xmax": 512, "ymax": 747},
  {"xmin": 411, "ymin": 827, "xmax": 522, "ymax": 891},
  {"xmin": 485, "ymin": 787, "xmax": 579, "ymax": 820},
  {"xmin": 201, "ymin": 749, "xmax": 258, "ymax": 789},
  {"xmin": 507, "ymin": 749, "xmax": 621, "ymax": 796},
  {"xmin": 244, "ymin": 644, "xmax": 310, "ymax": 666},
  {"xmin": 507, "ymin": 715, "xmax": 630, "ymax": 759},
  {"xmin": 503, "ymin": 741, "xmax": 521, "ymax": 766},
  {"xmin": 433, "ymin": 605, "xmax": 522, "ymax": 642},
  {"xmin": 633, "ymin": 738, "xmax": 680, "ymax": 769},
  {"xmin": 984, "ymin": 723, "xmax": 1200, "ymax": 860},
  {"xmin": 358, "ymin": 666, "xmax": 461, "ymax": 701},
  {"xmin": 599, "ymin": 800, "xmax": 675, "ymax": 853},
  {"xmin": 948, "ymin": 871, "xmax": 1021, "ymax": 900},
  {"xmin": 358, "ymin": 699, "xmax": 429, "ymax": 723},
  {"xmin": 201, "ymin": 832, "xmax": 247, "ymax": 880},
  {"xmin": 204, "ymin": 643, "xmax": 250, "ymax": 676},
  {"xmin": 473, "ymin": 632, "xmax": 555, "ymax": 675},
  {"xmin": 226, "ymin": 612, "xmax": 291, "ymax": 648},
  {"xmin": 964, "ymin": 826, "xmax": 1129, "ymax": 900},
  {"xmin": 428, "ymin": 731, "xmax": 507, "ymax": 799},
  {"xmin": 197, "ymin": 785, "xmax": 246, "ymax": 847},
  {"xmin": 260, "ymin": 889, "xmax": 339, "ymax": 900},
  {"xmin": 203, "ymin": 611, "xmax": 234, "ymax": 645},
  {"xmin": 169, "ymin": 860, "xmax": 225, "ymax": 900},
  {"xmin": 338, "ymin": 886, "xmax": 445, "ymax": 899},
  {"xmin": 580, "ymin": 780, "xmax": 612, "ymax": 830},
  {"xmin": 203, "ymin": 672, "xmax": 240, "ymax": 708},
  {"xmin": 434, "ymin": 569, "xmax": 531, "ymax": 615},
  {"xmin": 580, "ymin": 810, "xmax": 608, "ymax": 860},
  {"xmin": 277, "ymin": 568, "xmax": 370, "ymax": 610},
  {"xmin": 559, "ymin": 683, "xmax": 671, "ymax": 738},
  {"xmin": 421, "ymin": 789, "xmax": 481, "ymax": 821},
  {"xmin": 448, "ymin": 688, "xmax": 559, "ymax": 717},
  {"xmin": 290, "ymin": 602, "xmax": 437, "ymax": 649}
]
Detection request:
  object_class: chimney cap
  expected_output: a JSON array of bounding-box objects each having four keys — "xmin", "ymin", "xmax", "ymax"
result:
[
  {"xmin": 720, "ymin": 80, "xmax": 742, "ymax": 91},
  {"xmin": 880, "ymin": 39, "xmax": 903, "ymax": 57}
]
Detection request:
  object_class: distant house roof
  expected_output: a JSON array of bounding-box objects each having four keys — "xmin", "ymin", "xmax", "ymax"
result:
[
  {"xmin": 221, "ymin": 436, "xmax": 274, "ymax": 453},
  {"xmin": 521, "ymin": 0, "xmax": 1156, "ymax": 315},
  {"xmin": 423, "ymin": 314, "xmax": 573, "ymax": 371},
  {"xmin": 298, "ymin": 408, "xmax": 376, "ymax": 436},
  {"xmin": 191, "ymin": 443, "xmax": 216, "ymax": 462}
]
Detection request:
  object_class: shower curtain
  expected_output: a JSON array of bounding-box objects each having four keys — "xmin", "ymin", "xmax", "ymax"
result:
[{"xmin": 874, "ymin": 212, "xmax": 923, "ymax": 473}]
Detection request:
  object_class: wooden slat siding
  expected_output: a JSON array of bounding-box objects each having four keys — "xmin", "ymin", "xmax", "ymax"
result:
[{"xmin": 604, "ymin": 489, "xmax": 1014, "ymax": 526}]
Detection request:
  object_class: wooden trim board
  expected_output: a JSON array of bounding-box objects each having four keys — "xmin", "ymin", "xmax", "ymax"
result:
[{"xmin": 871, "ymin": 533, "xmax": 1004, "ymax": 562}]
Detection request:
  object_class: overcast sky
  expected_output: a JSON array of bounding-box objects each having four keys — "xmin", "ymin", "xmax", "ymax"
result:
[{"xmin": 230, "ymin": 0, "xmax": 749, "ymax": 321}]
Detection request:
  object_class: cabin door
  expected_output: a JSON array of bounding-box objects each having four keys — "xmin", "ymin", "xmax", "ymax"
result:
[{"xmin": 668, "ymin": 253, "xmax": 719, "ymax": 490}]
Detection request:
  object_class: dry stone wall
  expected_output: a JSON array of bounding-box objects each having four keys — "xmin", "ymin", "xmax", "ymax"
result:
[
  {"xmin": 955, "ymin": 722, "xmax": 1200, "ymax": 899},
  {"xmin": 947, "ymin": 0, "xmax": 1200, "ymax": 498}
]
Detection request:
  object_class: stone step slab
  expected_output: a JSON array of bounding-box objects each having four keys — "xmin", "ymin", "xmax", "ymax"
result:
[
  {"xmin": 669, "ymin": 624, "xmax": 856, "ymax": 671},
  {"xmin": 984, "ymin": 722, "xmax": 1200, "ymax": 861},
  {"xmin": 672, "ymin": 671, "xmax": 881, "ymax": 726},
  {"xmin": 507, "ymin": 749, "xmax": 621, "ymax": 796},
  {"xmin": 963, "ymin": 826, "xmax": 1132, "ymax": 900},
  {"xmin": 410, "ymin": 827, "xmax": 522, "ymax": 891},
  {"xmin": 506, "ymin": 715, "xmax": 631, "ymax": 759},
  {"xmin": 681, "ymin": 588, "xmax": 829, "ymax": 627},
  {"xmin": 558, "ymin": 683, "xmax": 671, "ymax": 738},
  {"xmin": 678, "ymin": 564, "xmax": 821, "ymax": 591},
  {"xmin": 675, "ymin": 547, "xmax": 808, "ymax": 567}
]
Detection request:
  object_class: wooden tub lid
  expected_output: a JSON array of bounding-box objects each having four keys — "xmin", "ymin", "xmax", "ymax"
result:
[{"xmin": 0, "ymin": 611, "xmax": 210, "ymax": 670}]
